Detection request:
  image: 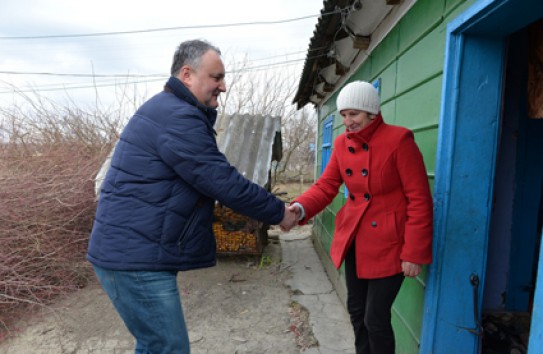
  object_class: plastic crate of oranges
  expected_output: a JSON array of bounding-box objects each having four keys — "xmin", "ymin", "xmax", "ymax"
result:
[{"xmin": 213, "ymin": 204, "xmax": 262, "ymax": 255}]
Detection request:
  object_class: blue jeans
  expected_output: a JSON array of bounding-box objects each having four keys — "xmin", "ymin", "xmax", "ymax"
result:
[{"xmin": 93, "ymin": 265, "xmax": 190, "ymax": 354}]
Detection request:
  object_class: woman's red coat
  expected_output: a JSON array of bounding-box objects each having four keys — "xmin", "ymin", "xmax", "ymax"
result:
[{"xmin": 294, "ymin": 114, "xmax": 433, "ymax": 279}]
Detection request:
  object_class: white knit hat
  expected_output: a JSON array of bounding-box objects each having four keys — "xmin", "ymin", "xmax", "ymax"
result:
[{"xmin": 336, "ymin": 81, "xmax": 380, "ymax": 114}]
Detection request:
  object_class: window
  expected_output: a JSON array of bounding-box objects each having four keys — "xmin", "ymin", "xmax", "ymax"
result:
[{"xmin": 321, "ymin": 115, "xmax": 333, "ymax": 173}]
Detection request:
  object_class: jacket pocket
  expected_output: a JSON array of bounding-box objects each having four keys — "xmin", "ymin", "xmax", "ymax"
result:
[
  {"xmin": 177, "ymin": 197, "xmax": 214, "ymax": 253},
  {"xmin": 364, "ymin": 211, "xmax": 400, "ymax": 245},
  {"xmin": 177, "ymin": 208, "xmax": 199, "ymax": 249}
]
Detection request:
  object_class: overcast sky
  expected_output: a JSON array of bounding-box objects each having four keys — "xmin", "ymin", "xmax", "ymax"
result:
[{"xmin": 0, "ymin": 0, "xmax": 324, "ymax": 109}]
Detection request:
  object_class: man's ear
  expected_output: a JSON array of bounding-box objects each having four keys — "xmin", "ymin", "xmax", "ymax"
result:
[{"xmin": 179, "ymin": 65, "xmax": 192, "ymax": 86}]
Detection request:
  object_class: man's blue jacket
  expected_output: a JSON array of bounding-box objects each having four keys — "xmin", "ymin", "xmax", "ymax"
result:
[{"xmin": 87, "ymin": 77, "xmax": 285, "ymax": 271}]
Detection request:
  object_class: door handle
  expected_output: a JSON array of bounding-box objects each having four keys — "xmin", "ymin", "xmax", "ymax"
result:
[{"xmin": 469, "ymin": 273, "xmax": 484, "ymax": 337}]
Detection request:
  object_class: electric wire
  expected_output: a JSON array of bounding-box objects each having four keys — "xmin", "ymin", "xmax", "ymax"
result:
[
  {"xmin": 0, "ymin": 54, "xmax": 330, "ymax": 94},
  {"xmin": 0, "ymin": 52, "xmax": 328, "ymax": 94},
  {"xmin": 0, "ymin": 10, "xmax": 341, "ymax": 40},
  {"xmin": 0, "ymin": 9, "xmax": 337, "ymax": 95}
]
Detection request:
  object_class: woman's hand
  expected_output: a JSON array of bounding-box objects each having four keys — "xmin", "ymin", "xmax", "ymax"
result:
[{"xmin": 401, "ymin": 261, "xmax": 422, "ymax": 278}]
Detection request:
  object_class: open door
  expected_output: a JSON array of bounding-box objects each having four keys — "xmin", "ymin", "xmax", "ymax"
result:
[
  {"xmin": 420, "ymin": 1, "xmax": 543, "ymax": 353},
  {"xmin": 482, "ymin": 24, "xmax": 543, "ymax": 352}
]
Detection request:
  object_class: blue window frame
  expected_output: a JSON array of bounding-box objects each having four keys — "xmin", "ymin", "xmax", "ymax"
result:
[{"xmin": 321, "ymin": 116, "xmax": 333, "ymax": 173}]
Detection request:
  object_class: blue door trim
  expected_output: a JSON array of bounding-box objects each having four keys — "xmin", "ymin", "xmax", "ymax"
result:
[
  {"xmin": 420, "ymin": 0, "xmax": 543, "ymax": 353},
  {"xmin": 530, "ymin": 229, "xmax": 543, "ymax": 351}
]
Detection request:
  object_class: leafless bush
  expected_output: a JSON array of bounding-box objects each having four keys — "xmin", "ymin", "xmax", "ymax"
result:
[{"xmin": 0, "ymin": 96, "xmax": 119, "ymax": 340}]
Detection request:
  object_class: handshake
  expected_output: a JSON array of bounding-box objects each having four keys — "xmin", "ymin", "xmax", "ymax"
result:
[{"xmin": 279, "ymin": 204, "xmax": 303, "ymax": 232}]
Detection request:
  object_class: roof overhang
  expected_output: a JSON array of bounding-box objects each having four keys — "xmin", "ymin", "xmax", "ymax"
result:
[{"xmin": 293, "ymin": 0, "xmax": 416, "ymax": 110}]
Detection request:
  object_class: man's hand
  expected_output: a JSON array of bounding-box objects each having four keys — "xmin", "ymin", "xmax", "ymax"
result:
[{"xmin": 279, "ymin": 205, "xmax": 300, "ymax": 232}]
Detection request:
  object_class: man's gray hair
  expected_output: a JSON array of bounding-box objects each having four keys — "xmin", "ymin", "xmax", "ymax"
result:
[{"xmin": 170, "ymin": 39, "xmax": 221, "ymax": 76}]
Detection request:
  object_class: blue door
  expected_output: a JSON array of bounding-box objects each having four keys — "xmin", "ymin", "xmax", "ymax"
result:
[{"xmin": 420, "ymin": 0, "xmax": 543, "ymax": 353}]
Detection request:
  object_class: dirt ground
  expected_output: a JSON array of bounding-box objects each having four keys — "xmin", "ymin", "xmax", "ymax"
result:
[{"xmin": 0, "ymin": 229, "xmax": 315, "ymax": 354}]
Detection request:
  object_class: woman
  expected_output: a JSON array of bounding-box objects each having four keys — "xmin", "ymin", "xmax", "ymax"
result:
[{"xmin": 290, "ymin": 81, "xmax": 433, "ymax": 354}]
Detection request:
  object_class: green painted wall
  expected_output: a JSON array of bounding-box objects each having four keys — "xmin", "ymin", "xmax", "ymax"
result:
[{"xmin": 312, "ymin": 0, "xmax": 476, "ymax": 352}]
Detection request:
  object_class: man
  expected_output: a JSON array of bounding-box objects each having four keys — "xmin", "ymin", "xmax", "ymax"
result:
[{"xmin": 87, "ymin": 39, "xmax": 299, "ymax": 353}]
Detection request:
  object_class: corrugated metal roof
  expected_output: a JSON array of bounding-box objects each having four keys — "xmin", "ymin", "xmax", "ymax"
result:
[{"xmin": 215, "ymin": 114, "xmax": 282, "ymax": 187}]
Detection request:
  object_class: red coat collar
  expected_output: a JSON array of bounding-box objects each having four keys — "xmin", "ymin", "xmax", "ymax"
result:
[{"xmin": 345, "ymin": 113, "xmax": 383, "ymax": 143}]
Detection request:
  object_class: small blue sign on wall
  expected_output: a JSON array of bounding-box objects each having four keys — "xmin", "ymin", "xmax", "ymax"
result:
[{"xmin": 372, "ymin": 78, "xmax": 381, "ymax": 95}]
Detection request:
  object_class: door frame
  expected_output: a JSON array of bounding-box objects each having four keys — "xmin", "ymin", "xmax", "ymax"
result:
[{"xmin": 420, "ymin": 0, "xmax": 543, "ymax": 353}]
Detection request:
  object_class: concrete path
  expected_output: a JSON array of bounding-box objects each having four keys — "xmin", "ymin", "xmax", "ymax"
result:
[{"xmin": 278, "ymin": 228, "xmax": 355, "ymax": 354}]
